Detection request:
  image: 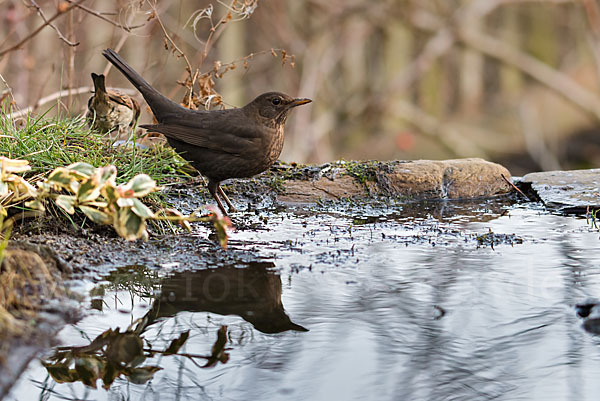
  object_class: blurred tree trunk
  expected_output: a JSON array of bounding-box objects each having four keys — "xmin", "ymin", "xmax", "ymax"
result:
[
  {"xmin": 460, "ymin": 1, "xmax": 484, "ymax": 115},
  {"xmin": 219, "ymin": 14, "xmax": 244, "ymax": 107},
  {"xmin": 499, "ymin": 5, "xmax": 523, "ymax": 100}
]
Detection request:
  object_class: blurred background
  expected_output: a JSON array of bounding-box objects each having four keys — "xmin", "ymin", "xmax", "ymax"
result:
[{"xmin": 1, "ymin": 0, "xmax": 600, "ymax": 175}]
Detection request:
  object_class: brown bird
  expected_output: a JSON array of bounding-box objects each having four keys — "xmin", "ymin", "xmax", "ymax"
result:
[
  {"xmin": 102, "ymin": 48, "xmax": 311, "ymax": 215},
  {"xmin": 87, "ymin": 72, "xmax": 140, "ymax": 138}
]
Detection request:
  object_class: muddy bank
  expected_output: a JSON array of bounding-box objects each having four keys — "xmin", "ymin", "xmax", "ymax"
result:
[{"xmin": 0, "ymin": 248, "xmax": 78, "ymax": 399}]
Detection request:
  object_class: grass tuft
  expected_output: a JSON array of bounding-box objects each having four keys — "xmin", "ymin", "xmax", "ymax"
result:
[{"xmin": 0, "ymin": 108, "xmax": 194, "ymax": 187}]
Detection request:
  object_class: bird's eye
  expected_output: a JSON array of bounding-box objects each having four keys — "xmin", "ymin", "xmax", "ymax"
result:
[{"xmin": 271, "ymin": 98, "xmax": 281, "ymax": 106}]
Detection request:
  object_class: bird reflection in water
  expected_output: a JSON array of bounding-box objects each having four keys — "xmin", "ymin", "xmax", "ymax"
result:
[
  {"xmin": 148, "ymin": 261, "xmax": 308, "ymax": 334},
  {"xmin": 40, "ymin": 262, "xmax": 306, "ymax": 391}
]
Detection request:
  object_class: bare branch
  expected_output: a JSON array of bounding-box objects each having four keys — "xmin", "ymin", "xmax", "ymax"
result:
[
  {"xmin": 28, "ymin": 0, "xmax": 79, "ymax": 46},
  {"xmin": 383, "ymin": 0, "xmax": 574, "ymax": 97},
  {"xmin": 0, "ymin": 0, "xmax": 87, "ymax": 58},
  {"xmin": 408, "ymin": 5, "xmax": 600, "ymax": 122},
  {"xmin": 147, "ymin": 0, "xmax": 194, "ymax": 74},
  {"xmin": 64, "ymin": 0, "xmax": 145, "ymax": 32},
  {"xmin": 0, "ymin": 73, "xmax": 16, "ymax": 105},
  {"xmin": 146, "ymin": 0, "xmax": 196, "ymax": 106},
  {"xmin": 460, "ymin": 28, "xmax": 600, "ymax": 121}
]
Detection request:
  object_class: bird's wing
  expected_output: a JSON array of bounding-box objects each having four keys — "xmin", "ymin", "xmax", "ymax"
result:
[
  {"xmin": 107, "ymin": 90, "xmax": 136, "ymax": 110},
  {"xmin": 164, "ymin": 108, "xmax": 265, "ymax": 139},
  {"xmin": 140, "ymin": 123, "xmax": 261, "ymax": 155}
]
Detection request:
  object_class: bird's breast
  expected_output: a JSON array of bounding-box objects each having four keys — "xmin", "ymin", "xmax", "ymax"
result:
[
  {"xmin": 236, "ymin": 125, "xmax": 284, "ymax": 178},
  {"xmin": 260, "ymin": 125, "xmax": 285, "ymax": 168}
]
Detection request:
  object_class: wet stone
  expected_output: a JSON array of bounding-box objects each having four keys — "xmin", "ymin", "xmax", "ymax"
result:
[
  {"xmin": 276, "ymin": 158, "xmax": 512, "ymax": 204},
  {"xmin": 519, "ymin": 169, "xmax": 600, "ymax": 212}
]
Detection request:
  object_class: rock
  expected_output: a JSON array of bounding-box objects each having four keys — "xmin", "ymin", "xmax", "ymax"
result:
[
  {"xmin": 277, "ymin": 158, "xmax": 512, "ymax": 204},
  {"xmin": 278, "ymin": 175, "xmax": 363, "ymax": 203},
  {"xmin": 519, "ymin": 169, "xmax": 600, "ymax": 212}
]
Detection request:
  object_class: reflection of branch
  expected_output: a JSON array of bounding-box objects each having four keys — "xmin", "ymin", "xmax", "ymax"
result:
[
  {"xmin": 28, "ymin": 0, "xmax": 79, "ymax": 46},
  {"xmin": 0, "ymin": 0, "xmax": 87, "ymax": 58}
]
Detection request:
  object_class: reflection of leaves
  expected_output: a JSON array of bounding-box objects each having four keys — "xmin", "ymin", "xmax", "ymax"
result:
[
  {"xmin": 102, "ymin": 362, "xmax": 118, "ymax": 389},
  {"xmin": 42, "ymin": 322, "xmax": 185, "ymax": 389},
  {"xmin": 75, "ymin": 356, "xmax": 103, "ymax": 388},
  {"xmin": 42, "ymin": 322, "xmax": 226, "ymax": 390},
  {"xmin": 97, "ymin": 265, "xmax": 160, "ymax": 300},
  {"xmin": 123, "ymin": 366, "xmax": 162, "ymax": 385},
  {"xmin": 203, "ymin": 325, "xmax": 229, "ymax": 368},
  {"xmin": 163, "ymin": 330, "xmax": 190, "ymax": 355},
  {"xmin": 105, "ymin": 333, "xmax": 144, "ymax": 366},
  {"xmin": 43, "ymin": 363, "xmax": 77, "ymax": 384}
]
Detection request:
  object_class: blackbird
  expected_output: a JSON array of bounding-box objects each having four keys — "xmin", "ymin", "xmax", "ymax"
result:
[
  {"xmin": 87, "ymin": 72, "xmax": 140, "ymax": 138},
  {"xmin": 102, "ymin": 48, "xmax": 311, "ymax": 215}
]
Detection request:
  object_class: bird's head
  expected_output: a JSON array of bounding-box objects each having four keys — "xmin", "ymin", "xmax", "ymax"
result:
[{"xmin": 245, "ymin": 92, "xmax": 311, "ymax": 126}]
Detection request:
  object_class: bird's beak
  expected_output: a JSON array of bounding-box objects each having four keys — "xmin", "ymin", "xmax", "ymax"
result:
[{"xmin": 290, "ymin": 98, "xmax": 312, "ymax": 107}]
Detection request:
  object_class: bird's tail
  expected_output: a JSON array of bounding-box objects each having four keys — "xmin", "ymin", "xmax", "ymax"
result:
[
  {"xmin": 91, "ymin": 73, "xmax": 107, "ymax": 96},
  {"xmin": 102, "ymin": 48, "xmax": 180, "ymax": 121}
]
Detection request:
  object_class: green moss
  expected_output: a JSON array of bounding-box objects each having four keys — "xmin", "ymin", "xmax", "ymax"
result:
[{"xmin": 340, "ymin": 160, "xmax": 380, "ymax": 194}]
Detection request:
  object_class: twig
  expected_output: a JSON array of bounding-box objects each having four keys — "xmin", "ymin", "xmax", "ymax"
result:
[
  {"xmin": 147, "ymin": 0, "xmax": 196, "ymax": 105},
  {"xmin": 64, "ymin": 0, "xmax": 145, "ymax": 32},
  {"xmin": 0, "ymin": 73, "xmax": 16, "ymax": 105},
  {"xmin": 0, "ymin": 0, "xmax": 87, "ymax": 58},
  {"xmin": 144, "ymin": 348, "xmax": 210, "ymax": 360},
  {"xmin": 148, "ymin": 0, "xmax": 193, "ymax": 74},
  {"xmin": 102, "ymin": 2, "xmax": 144, "ymax": 76},
  {"xmin": 28, "ymin": 0, "xmax": 79, "ymax": 46},
  {"xmin": 199, "ymin": 0, "xmax": 251, "ymax": 66},
  {"xmin": 582, "ymin": 0, "xmax": 600, "ymax": 35},
  {"xmin": 67, "ymin": 5, "xmax": 76, "ymax": 106},
  {"xmin": 102, "ymin": 34, "xmax": 129, "ymax": 76},
  {"xmin": 500, "ymin": 174, "xmax": 529, "ymax": 200}
]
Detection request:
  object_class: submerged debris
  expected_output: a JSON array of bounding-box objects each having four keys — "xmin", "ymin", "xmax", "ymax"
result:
[{"xmin": 474, "ymin": 229, "xmax": 524, "ymax": 249}]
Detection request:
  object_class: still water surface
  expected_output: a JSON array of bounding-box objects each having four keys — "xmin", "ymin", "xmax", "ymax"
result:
[{"xmin": 7, "ymin": 200, "xmax": 600, "ymax": 400}]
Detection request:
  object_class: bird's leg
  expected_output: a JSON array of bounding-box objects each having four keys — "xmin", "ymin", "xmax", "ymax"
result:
[
  {"xmin": 218, "ymin": 186, "xmax": 237, "ymax": 213},
  {"xmin": 207, "ymin": 180, "xmax": 228, "ymax": 216}
]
